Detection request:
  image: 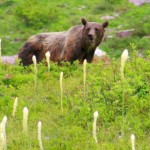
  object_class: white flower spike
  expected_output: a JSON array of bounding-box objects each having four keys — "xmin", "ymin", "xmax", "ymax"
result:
[
  {"xmin": 120, "ymin": 49, "xmax": 129, "ymax": 80},
  {"xmin": 83, "ymin": 59, "xmax": 87, "ymax": 98},
  {"xmin": 45, "ymin": 51, "xmax": 51, "ymax": 72},
  {"xmin": 131, "ymin": 134, "xmax": 135, "ymax": 150},
  {"xmin": 23, "ymin": 107, "xmax": 29, "ymax": 134},
  {"xmin": 93, "ymin": 111, "xmax": 98, "ymax": 143},
  {"xmin": 38, "ymin": 121, "xmax": 44, "ymax": 150},
  {"xmin": 12, "ymin": 97, "xmax": 18, "ymax": 117},
  {"xmin": 0, "ymin": 116, "xmax": 7, "ymax": 150},
  {"xmin": 32, "ymin": 55, "xmax": 37, "ymax": 87},
  {"xmin": 60, "ymin": 72, "xmax": 63, "ymax": 114}
]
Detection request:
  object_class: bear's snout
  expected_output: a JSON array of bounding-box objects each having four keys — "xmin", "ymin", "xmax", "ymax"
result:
[{"xmin": 87, "ymin": 34, "xmax": 94, "ymax": 41}]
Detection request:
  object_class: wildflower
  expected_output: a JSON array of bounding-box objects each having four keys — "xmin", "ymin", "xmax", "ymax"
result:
[
  {"xmin": 93, "ymin": 111, "xmax": 98, "ymax": 143},
  {"xmin": 23, "ymin": 107, "xmax": 29, "ymax": 134},
  {"xmin": 83, "ymin": 59, "xmax": 87, "ymax": 98},
  {"xmin": 131, "ymin": 134, "xmax": 135, "ymax": 150},
  {"xmin": 38, "ymin": 121, "xmax": 43, "ymax": 150},
  {"xmin": 45, "ymin": 51, "xmax": 50, "ymax": 72},
  {"xmin": 12, "ymin": 97, "xmax": 18, "ymax": 117},
  {"xmin": 60, "ymin": 72, "xmax": 63, "ymax": 114},
  {"xmin": 120, "ymin": 49, "xmax": 129, "ymax": 80}
]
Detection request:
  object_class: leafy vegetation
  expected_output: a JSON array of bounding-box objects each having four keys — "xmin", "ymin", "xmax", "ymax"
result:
[
  {"xmin": 0, "ymin": 47, "xmax": 150, "ymax": 149},
  {"xmin": 0, "ymin": 0, "xmax": 150, "ymax": 149},
  {"xmin": 15, "ymin": 0, "xmax": 59, "ymax": 29},
  {"xmin": 0, "ymin": 0, "xmax": 150, "ymax": 56}
]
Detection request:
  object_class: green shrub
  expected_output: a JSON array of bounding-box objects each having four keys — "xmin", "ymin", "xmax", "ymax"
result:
[{"xmin": 15, "ymin": 0, "xmax": 59, "ymax": 29}]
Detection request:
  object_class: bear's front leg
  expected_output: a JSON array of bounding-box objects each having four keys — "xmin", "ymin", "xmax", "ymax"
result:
[
  {"xmin": 82, "ymin": 51, "xmax": 95, "ymax": 63},
  {"xmin": 60, "ymin": 48, "xmax": 79, "ymax": 64}
]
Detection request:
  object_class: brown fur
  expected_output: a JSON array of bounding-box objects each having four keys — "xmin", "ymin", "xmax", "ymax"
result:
[{"xmin": 18, "ymin": 18, "xmax": 108, "ymax": 66}]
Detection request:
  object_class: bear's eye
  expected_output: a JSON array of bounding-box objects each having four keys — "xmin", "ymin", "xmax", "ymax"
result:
[
  {"xmin": 95, "ymin": 28, "xmax": 99, "ymax": 32},
  {"xmin": 86, "ymin": 28, "xmax": 90, "ymax": 32}
]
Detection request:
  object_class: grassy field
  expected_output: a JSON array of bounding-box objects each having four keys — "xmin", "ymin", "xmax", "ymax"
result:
[
  {"xmin": 0, "ymin": 0, "xmax": 150, "ymax": 56},
  {"xmin": 0, "ymin": 0, "xmax": 150, "ymax": 149},
  {"xmin": 0, "ymin": 48, "xmax": 150, "ymax": 149}
]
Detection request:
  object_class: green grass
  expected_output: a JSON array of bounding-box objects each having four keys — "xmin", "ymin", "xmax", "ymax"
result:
[
  {"xmin": 0, "ymin": 48, "xmax": 150, "ymax": 149},
  {"xmin": 0, "ymin": 0, "xmax": 150, "ymax": 149},
  {"xmin": 0, "ymin": 0, "xmax": 150, "ymax": 56}
]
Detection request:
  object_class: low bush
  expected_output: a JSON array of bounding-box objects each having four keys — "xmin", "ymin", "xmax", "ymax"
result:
[{"xmin": 15, "ymin": 0, "xmax": 59, "ymax": 29}]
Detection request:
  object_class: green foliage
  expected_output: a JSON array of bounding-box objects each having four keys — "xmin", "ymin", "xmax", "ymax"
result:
[
  {"xmin": 15, "ymin": 0, "xmax": 59, "ymax": 29},
  {"xmin": 0, "ymin": 48, "xmax": 150, "ymax": 149},
  {"xmin": 122, "ymin": 4, "xmax": 150, "ymax": 36},
  {"xmin": 0, "ymin": 2, "xmax": 150, "ymax": 148},
  {"xmin": 0, "ymin": 0, "xmax": 150, "ymax": 56},
  {"xmin": 0, "ymin": 1, "xmax": 150, "ymax": 148}
]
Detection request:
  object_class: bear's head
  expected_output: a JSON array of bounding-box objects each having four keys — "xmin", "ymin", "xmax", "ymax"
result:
[{"xmin": 81, "ymin": 18, "xmax": 108, "ymax": 47}]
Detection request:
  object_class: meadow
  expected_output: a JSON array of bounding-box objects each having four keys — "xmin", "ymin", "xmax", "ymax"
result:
[
  {"xmin": 0, "ymin": 0, "xmax": 150, "ymax": 56},
  {"xmin": 0, "ymin": 46, "xmax": 150, "ymax": 149},
  {"xmin": 0, "ymin": 0, "xmax": 150, "ymax": 149}
]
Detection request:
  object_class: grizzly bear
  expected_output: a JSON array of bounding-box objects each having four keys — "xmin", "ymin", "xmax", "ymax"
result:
[{"xmin": 18, "ymin": 18, "xmax": 108, "ymax": 66}]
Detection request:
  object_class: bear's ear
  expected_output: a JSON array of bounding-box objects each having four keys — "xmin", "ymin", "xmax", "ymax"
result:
[
  {"xmin": 102, "ymin": 21, "xmax": 109, "ymax": 28},
  {"xmin": 81, "ymin": 18, "xmax": 87, "ymax": 26}
]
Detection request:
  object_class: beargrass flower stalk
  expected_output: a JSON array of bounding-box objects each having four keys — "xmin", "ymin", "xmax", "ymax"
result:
[
  {"xmin": 12, "ymin": 97, "xmax": 18, "ymax": 117},
  {"xmin": 32, "ymin": 55, "xmax": 38, "ymax": 88},
  {"xmin": 120, "ymin": 49, "xmax": 128, "ymax": 81},
  {"xmin": 0, "ymin": 39, "xmax": 2, "ymax": 63},
  {"xmin": 38, "ymin": 121, "xmax": 44, "ymax": 150},
  {"xmin": 1, "ymin": 116, "xmax": 7, "ymax": 138},
  {"xmin": 0, "ymin": 133, "xmax": 6, "ymax": 150},
  {"xmin": 23, "ymin": 107, "xmax": 29, "ymax": 134},
  {"xmin": 0, "ymin": 116, "xmax": 7, "ymax": 150},
  {"xmin": 120, "ymin": 49, "xmax": 129, "ymax": 135},
  {"xmin": 131, "ymin": 134, "xmax": 135, "ymax": 150},
  {"xmin": 45, "ymin": 51, "xmax": 50, "ymax": 72},
  {"xmin": 83, "ymin": 59, "xmax": 87, "ymax": 99},
  {"xmin": 93, "ymin": 111, "xmax": 98, "ymax": 143},
  {"xmin": 60, "ymin": 72, "xmax": 63, "ymax": 114}
]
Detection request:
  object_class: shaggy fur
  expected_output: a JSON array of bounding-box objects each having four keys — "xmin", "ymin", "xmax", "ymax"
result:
[{"xmin": 18, "ymin": 18, "xmax": 108, "ymax": 66}]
